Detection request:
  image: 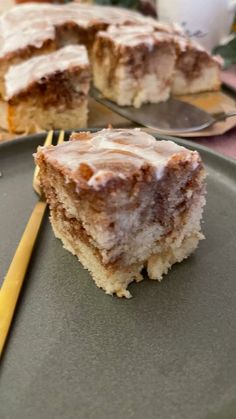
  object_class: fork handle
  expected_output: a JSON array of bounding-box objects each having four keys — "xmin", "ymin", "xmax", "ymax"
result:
[{"xmin": 0, "ymin": 201, "xmax": 47, "ymax": 356}]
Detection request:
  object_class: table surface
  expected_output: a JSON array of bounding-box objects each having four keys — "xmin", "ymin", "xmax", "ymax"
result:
[{"xmin": 1, "ymin": 0, "xmax": 236, "ymax": 160}]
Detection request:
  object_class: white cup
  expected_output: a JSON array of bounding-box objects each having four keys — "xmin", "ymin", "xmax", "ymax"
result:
[{"xmin": 156, "ymin": 0, "xmax": 236, "ymax": 51}]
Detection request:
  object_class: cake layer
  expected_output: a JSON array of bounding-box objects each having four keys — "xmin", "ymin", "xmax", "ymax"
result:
[
  {"xmin": 172, "ymin": 37, "xmax": 221, "ymax": 95},
  {"xmin": 50, "ymin": 203, "xmax": 203, "ymax": 298},
  {"xmin": 5, "ymin": 45, "xmax": 90, "ymax": 100},
  {"xmin": 7, "ymin": 98, "xmax": 88, "ymax": 134},
  {"xmin": 0, "ymin": 40, "xmax": 56, "ymax": 99},
  {"xmin": 35, "ymin": 128, "xmax": 206, "ymax": 297},
  {"xmin": 93, "ymin": 25, "xmax": 176, "ymax": 107},
  {"xmin": 4, "ymin": 45, "xmax": 90, "ymax": 133}
]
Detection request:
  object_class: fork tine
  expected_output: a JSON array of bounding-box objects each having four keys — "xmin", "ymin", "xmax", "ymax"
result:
[
  {"xmin": 33, "ymin": 130, "xmax": 54, "ymax": 195},
  {"xmin": 43, "ymin": 129, "xmax": 54, "ymax": 147},
  {"xmin": 57, "ymin": 130, "xmax": 65, "ymax": 144}
]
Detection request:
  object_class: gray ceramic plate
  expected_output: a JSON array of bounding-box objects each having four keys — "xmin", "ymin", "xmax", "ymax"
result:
[{"xmin": 0, "ymin": 132, "xmax": 236, "ymax": 419}]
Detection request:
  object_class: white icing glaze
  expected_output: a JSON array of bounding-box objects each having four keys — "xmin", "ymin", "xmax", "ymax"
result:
[
  {"xmin": 0, "ymin": 3, "xmax": 140, "ymax": 33},
  {"xmin": 0, "ymin": 3, "xmax": 186, "ymax": 60},
  {"xmin": 98, "ymin": 23, "xmax": 208, "ymax": 57},
  {"xmin": 5, "ymin": 45, "xmax": 89, "ymax": 100},
  {"xmin": 173, "ymin": 35, "xmax": 207, "ymax": 54},
  {"xmin": 130, "ymin": 16, "xmax": 184, "ymax": 36},
  {"xmin": 0, "ymin": 3, "xmax": 142, "ymax": 59},
  {"xmin": 41, "ymin": 128, "xmax": 195, "ymax": 190},
  {"xmin": 0, "ymin": 21, "xmax": 55, "ymax": 58},
  {"xmin": 99, "ymin": 25, "xmax": 173, "ymax": 47}
]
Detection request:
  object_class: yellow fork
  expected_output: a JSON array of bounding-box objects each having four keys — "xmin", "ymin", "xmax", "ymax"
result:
[{"xmin": 0, "ymin": 130, "xmax": 64, "ymax": 357}]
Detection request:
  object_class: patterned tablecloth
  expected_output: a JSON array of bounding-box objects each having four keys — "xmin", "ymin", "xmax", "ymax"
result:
[{"xmin": 1, "ymin": 0, "xmax": 236, "ymax": 160}]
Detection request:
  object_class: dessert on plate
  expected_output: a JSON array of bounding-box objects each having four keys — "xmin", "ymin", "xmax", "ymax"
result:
[
  {"xmin": 35, "ymin": 128, "xmax": 206, "ymax": 298},
  {"xmin": 2, "ymin": 45, "xmax": 90, "ymax": 133}
]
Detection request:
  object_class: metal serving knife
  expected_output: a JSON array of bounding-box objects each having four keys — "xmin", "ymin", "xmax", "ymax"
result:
[{"xmin": 91, "ymin": 86, "xmax": 236, "ymax": 134}]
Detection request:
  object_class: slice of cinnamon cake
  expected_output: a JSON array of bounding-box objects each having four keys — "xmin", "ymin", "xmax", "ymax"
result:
[
  {"xmin": 4, "ymin": 45, "xmax": 90, "ymax": 133},
  {"xmin": 92, "ymin": 25, "xmax": 176, "ymax": 107},
  {"xmin": 35, "ymin": 128, "xmax": 206, "ymax": 298},
  {"xmin": 172, "ymin": 37, "xmax": 221, "ymax": 95}
]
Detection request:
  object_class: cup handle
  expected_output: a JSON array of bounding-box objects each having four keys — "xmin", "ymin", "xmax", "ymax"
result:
[{"xmin": 228, "ymin": 0, "xmax": 236, "ymax": 11}]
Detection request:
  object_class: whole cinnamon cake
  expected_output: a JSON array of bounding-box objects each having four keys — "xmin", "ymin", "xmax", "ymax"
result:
[
  {"xmin": 0, "ymin": 2, "xmax": 220, "ymax": 133},
  {"xmin": 35, "ymin": 128, "xmax": 206, "ymax": 298},
  {"xmin": 0, "ymin": 3, "xmax": 221, "ymax": 132}
]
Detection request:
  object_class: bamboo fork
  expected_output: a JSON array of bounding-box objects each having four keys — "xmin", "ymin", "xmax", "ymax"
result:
[{"xmin": 0, "ymin": 130, "xmax": 65, "ymax": 357}]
